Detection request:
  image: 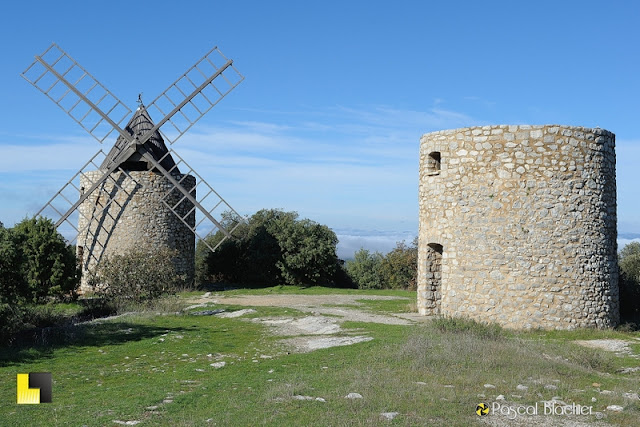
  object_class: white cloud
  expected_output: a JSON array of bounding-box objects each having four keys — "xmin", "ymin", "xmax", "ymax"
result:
[
  {"xmin": 0, "ymin": 142, "xmax": 98, "ymax": 172},
  {"xmin": 2, "ymin": 104, "xmax": 637, "ymax": 246}
]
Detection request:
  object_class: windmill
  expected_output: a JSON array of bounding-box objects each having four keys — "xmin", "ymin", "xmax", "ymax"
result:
[{"xmin": 22, "ymin": 43, "xmax": 245, "ymax": 290}]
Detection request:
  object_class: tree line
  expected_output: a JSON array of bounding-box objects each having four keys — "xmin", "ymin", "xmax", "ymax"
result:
[
  {"xmin": 195, "ymin": 209, "xmax": 418, "ymax": 291},
  {"xmin": 2, "ymin": 213, "xmax": 639, "ymax": 342}
]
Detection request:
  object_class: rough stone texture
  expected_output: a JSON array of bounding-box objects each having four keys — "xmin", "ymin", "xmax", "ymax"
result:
[
  {"xmin": 77, "ymin": 170, "xmax": 196, "ymax": 291},
  {"xmin": 418, "ymin": 125, "xmax": 618, "ymax": 329}
]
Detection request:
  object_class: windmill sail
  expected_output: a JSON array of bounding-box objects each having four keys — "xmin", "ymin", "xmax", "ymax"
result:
[{"xmin": 23, "ymin": 43, "xmax": 247, "ymax": 289}]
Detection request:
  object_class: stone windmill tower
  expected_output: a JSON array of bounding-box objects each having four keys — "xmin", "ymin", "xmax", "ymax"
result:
[
  {"xmin": 22, "ymin": 43, "xmax": 245, "ymax": 291},
  {"xmin": 417, "ymin": 125, "xmax": 618, "ymax": 329}
]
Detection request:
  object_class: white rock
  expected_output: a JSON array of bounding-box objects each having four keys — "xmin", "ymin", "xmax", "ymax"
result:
[
  {"xmin": 606, "ymin": 405, "xmax": 624, "ymax": 412},
  {"xmin": 345, "ymin": 392, "xmax": 363, "ymax": 399},
  {"xmin": 516, "ymin": 384, "xmax": 528, "ymax": 391},
  {"xmin": 210, "ymin": 361, "xmax": 226, "ymax": 369},
  {"xmin": 484, "ymin": 384, "xmax": 496, "ymax": 389},
  {"xmin": 292, "ymin": 395, "xmax": 313, "ymax": 400},
  {"xmin": 496, "ymin": 395, "xmax": 505, "ymax": 401},
  {"xmin": 315, "ymin": 397, "xmax": 326, "ymax": 402},
  {"xmin": 381, "ymin": 412, "xmax": 399, "ymax": 420}
]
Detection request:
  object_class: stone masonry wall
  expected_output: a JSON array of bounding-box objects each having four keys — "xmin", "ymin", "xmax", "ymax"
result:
[
  {"xmin": 77, "ymin": 170, "xmax": 196, "ymax": 291},
  {"xmin": 418, "ymin": 125, "xmax": 618, "ymax": 329}
]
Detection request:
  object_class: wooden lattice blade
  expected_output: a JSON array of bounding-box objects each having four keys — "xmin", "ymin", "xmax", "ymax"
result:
[
  {"xmin": 22, "ymin": 43, "xmax": 132, "ymax": 144},
  {"xmin": 146, "ymin": 46, "xmax": 244, "ymax": 145}
]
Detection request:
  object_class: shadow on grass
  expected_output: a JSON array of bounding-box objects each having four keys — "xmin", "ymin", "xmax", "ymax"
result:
[{"xmin": 0, "ymin": 321, "xmax": 188, "ymax": 367}]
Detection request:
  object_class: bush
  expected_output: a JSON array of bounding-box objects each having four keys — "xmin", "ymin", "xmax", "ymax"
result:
[
  {"xmin": 197, "ymin": 209, "xmax": 343, "ymax": 287},
  {"xmin": 346, "ymin": 238, "xmax": 418, "ymax": 290},
  {"xmin": 0, "ymin": 226, "xmax": 24, "ymax": 304},
  {"xmin": 379, "ymin": 238, "xmax": 418, "ymax": 290},
  {"xmin": 345, "ymin": 249, "xmax": 385, "ymax": 289},
  {"xmin": 0, "ymin": 303, "xmax": 25, "ymax": 343},
  {"xmin": 0, "ymin": 218, "xmax": 79, "ymax": 304},
  {"xmin": 88, "ymin": 246, "xmax": 184, "ymax": 308},
  {"xmin": 619, "ymin": 242, "xmax": 640, "ymax": 323}
]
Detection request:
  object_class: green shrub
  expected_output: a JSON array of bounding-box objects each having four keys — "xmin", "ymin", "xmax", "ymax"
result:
[
  {"xmin": 0, "ymin": 226, "xmax": 24, "ymax": 304},
  {"xmin": 0, "ymin": 303, "xmax": 25, "ymax": 343},
  {"xmin": 346, "ymin": 238, "xmax": 417, "ymax": 290},
  {"xmin": 378, "ymin": 238, "xmax": 418, "ymax": 290},
  {"xmin": 345, "ymin": 248, "xmax": 385, "ymax": 289},
  {"xmin": 87, "ymin": 246, "xmax": 184, "ymax": 309},
  {"xmin": 619, "ymin": 242, "xmax": 640, "ymax": 323},
  {"xmin": 0, "ymin": 218, "xmax": 79, "ymax": 304}
]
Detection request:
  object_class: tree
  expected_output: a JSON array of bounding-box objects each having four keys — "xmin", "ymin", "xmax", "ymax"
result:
[
  {"xmin": 197, "ymin": 209, "xmax": 342, "ymax": 287},
  {"xmin": 275, "ymin": 218, "xmax": 338, "ymax": 285},
  {"xmin": 619, "ymin": 242, "xmax": 640, "ymax": 323},
  {"xmin": 0, "ymin": 218, "xmax": 79, "ymax": 303}
]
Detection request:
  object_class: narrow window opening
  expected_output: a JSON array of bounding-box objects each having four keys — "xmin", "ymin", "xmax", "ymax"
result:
[
  {"xmin": 426, "ymin": 243, "xmax": 443, "ymax": 314},
  {"xmin": 77, "ymin": 245, "xmax": 84, "ymax": 267},
  {"xmin": 427, "ymin": 152, "xmax": 441, "ymax": 175}
]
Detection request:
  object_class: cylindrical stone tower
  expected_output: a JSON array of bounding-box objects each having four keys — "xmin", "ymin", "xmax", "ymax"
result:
[
  {"xmin": 76, "ymin": 105, "xmax": 196, "ymax": 292},
  {"xmin": 77, "ymin": 171, "xmax": 195, "ymax": 291},
  {"xmin": 418, "ymin": 125, "xmax": 618, "ymax": 329}
]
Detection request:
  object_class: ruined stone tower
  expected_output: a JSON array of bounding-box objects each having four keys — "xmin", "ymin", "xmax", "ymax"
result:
[
  {"xmin": 418, "ymin": 125, "xmax": 618, "ymax": 329},
  {"xmin": 77, "ymin": 106, "xmax": 196, "ymax": 291}
]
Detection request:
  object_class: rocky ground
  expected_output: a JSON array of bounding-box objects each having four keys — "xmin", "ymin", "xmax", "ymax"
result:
[
  {"xmin": 184, "ymin": 292, "xmax": 640, "ymax": 426},
  {"xmin": 186, "ymin": 292, "xmax": 423, "ymax": 353}
]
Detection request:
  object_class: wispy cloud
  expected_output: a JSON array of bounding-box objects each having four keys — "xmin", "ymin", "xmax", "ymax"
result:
[{"xmin": 3, "ymin": 104, "xmax": 636, "ymax": 259}]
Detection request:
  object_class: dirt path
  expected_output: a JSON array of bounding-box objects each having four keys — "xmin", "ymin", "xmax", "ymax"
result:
[
  {"xmin": 187, "ymin": 293, "xmax": 426, "ymax": 325},
  {"xmin": 186, "ymin": 292, "xmax": 426, "ymax": 353}
]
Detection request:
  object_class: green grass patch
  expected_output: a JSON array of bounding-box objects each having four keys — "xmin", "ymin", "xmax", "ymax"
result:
[
  {"xmin": 2, "ymin": 293, "xmax": 640, "ymax": 426},
  {"xmin": 210, "ymin": 285, "xmax": 413, "ymax": 297},
  {"xmin": 354, "ymin": 296, "xmax": 414, "ymax": 314}
]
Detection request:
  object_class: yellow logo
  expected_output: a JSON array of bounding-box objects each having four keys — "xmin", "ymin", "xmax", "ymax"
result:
[
  {"xmin": 476, "ymin": 402, "xmax": 489, "ymax": 416},
  {"xmin": 17, "ymin": 373, "xmax": 52, "ymax": 404}
]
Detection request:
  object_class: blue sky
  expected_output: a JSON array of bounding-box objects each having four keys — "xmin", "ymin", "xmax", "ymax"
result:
[{"xmin": 0, "ymin": 0, "xmax": 638, "ymax": 258}]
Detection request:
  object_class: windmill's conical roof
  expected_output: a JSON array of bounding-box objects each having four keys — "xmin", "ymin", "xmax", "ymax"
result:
[{"xmin": 100, "ymin": 106, "xmax": 179, "ymax": 173}]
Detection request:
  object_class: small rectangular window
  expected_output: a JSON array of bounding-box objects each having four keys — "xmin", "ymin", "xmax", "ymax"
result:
[{"xmin": 427, "ymin": 152, "xmax": 441, "ymax": 175}]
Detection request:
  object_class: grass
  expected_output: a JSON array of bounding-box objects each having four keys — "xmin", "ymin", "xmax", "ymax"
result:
[
  {"xmin": 354, "ymin": 297, "xmax": 415, "ymax": 314},
  {"xmin": 1, "ymin": 290, "xmax": 639, "ymax": 426}
]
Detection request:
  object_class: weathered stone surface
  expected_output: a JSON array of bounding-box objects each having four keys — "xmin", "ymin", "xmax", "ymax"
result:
[
  {"xmin": 417, "ymin": 125, "xmax": 618, "ymax": 329},
  {"xmin": 77, "ymin": 170, "xmax": 196, "ymax": 291}
]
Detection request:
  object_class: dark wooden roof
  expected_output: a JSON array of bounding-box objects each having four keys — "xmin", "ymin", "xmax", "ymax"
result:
[{"xmin": 100, "ymin": 106, "xmax": 179, "ymax": 173}]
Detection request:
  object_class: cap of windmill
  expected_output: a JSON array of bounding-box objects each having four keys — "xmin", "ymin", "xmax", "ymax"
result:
[{"xmin": 99, "ymin": 105, "xmax": 179, "ymax": 173}]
